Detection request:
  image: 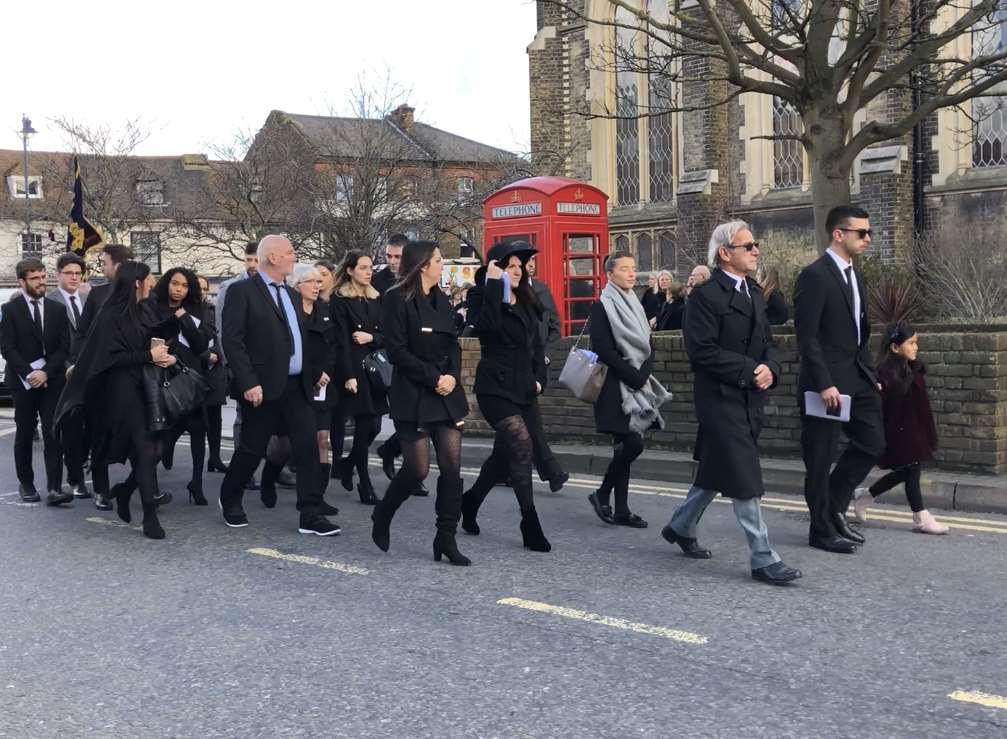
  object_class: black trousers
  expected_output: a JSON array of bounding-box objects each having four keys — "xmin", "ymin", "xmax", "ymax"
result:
[
  {"xmin": 61, "ymin": 412, "xmax": 88, "ymax": 486},
  {"xmin": 13, "ymin": 386, "xmax": 62, "ymax": 491},
  {"xmin": 219, "ymin": 377, "xmax": 321, "ymax": 516},
  {"xmin": 800, "ymin": 383, "xmax": 885, "ymax": 538}
]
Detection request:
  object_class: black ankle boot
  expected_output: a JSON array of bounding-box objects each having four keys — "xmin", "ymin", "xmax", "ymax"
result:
[
  {"xmin": 338, "ymin": 458, "xmax": 355, "ymax": 491},
  {"xmin": 187, "ymin": 481, "xmax": 207, "ymax": 506},
  {"xmin": 113, "ymin": 482, "xmax": 134, "ymax": 523},
  {"xmin": 358, "ymin": 477, "xmax": 377, "ymax": 505},
  {"xmin": 461, "ymin": 490, "xmax": 484, "ymax": 535},
  {"xmin": 370, "ymin": 481, "xmax": 410, "ymax": 552},
  {"xmin": 433, "ymin": 530, "xmax": 471, "ymax": 566},
  {"xmin": 318, "ymin": 463, "xmax": 339, "ymax": 516},
  {"xmin": 260, "ymin": 460, "xmax": 280, "ymax": 508},
  {"xmin": 520, "ymin": 507, "xmax": 551, "ymax": 552},
  {"xmin": 142, "ymin": 504, "xmax": 165, "ymax": 540}
]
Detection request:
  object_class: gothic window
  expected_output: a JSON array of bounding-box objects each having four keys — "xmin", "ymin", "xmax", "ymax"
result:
[
  {"xmin": 973, "ymin": 7, "xmax": 1007, "ymax": 168},
  {"xmin": 773, "ymin": 96, "xmax": 803, "ymax": 188},
  {"xmin": 615, "ymin": 6, "xmax": 641, "ymax": 205},
  {"xmin": 636, "ymin": 232, "xmax": 653, "ymax": 272},
  {"xmin": 614, "ymin": 233, "xmax": 630, "ymax": 253},
  {"xmin": 658, "ymin": 231, "xmax": 676, "ymax": 271},
  {"xmin": 647, "ymin": 0, "xmax": 676, "ymax": 203}
]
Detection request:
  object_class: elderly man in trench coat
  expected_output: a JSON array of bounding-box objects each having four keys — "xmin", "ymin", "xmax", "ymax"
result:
[{"xmin": 661, "ymin": 221, "xmax": 802, "ymax": 585}]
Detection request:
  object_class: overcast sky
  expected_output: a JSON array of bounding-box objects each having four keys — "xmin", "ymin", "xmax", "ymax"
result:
[{"xmin": 3, "ymin": 0, "xmax": 537, "ymax": 158}]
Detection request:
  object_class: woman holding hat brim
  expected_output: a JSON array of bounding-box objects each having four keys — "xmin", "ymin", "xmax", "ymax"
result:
[{"xmin": 461, "ymin": 241, "xmax": 552, "ymax": 552}]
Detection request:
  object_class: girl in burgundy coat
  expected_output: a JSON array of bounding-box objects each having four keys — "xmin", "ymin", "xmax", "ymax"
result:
[{"xmin": 853, "ymin": 322, "xmax": 948, "ymax": 534}]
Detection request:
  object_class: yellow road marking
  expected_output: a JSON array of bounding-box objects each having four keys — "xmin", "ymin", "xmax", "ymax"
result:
[
  {"xmin": 497, "ymin": 597, "xmax": 708, "ymax": 645},
  {"xmin": 247, "ymin": 547, "xmax": 370, "ymax": 576},
  {"xmin": 949, "ymin": 690, "xmax": 1007, "ymax": 710}
]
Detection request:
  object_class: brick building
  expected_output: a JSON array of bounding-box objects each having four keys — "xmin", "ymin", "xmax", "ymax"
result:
[{"xmin": 528, "ymin": 1, "xmax": 1007, "ymax": 278}]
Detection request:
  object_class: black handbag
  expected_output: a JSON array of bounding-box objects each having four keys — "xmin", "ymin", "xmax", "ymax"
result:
[
  {"xmin": 361, "ymin": 349, "xmax": 393, "ymax": 392},
  {"xmin": 160, "ymin": 361, "xmax": 211, "ymax": 422}
]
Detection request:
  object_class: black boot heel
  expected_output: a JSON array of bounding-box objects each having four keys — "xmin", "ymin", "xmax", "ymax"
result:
[
  {"xmin": 433, "ymin": 531, "xmax": 471, "ymax": 566},
  {"xmin": 520, "ymin": 507, "xmax": 552, "ymax": 552},
  {"xmin": 187, "ymin": 482, "xmax": 208, "ymax": 506},
  {"xmin": 142, "ymin": 505, "xmax": 165, "ymax": 540}
]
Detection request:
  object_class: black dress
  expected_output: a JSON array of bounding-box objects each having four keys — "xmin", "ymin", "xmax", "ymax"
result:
[{"xmin": 331, "ymin": 291, "xmax": 389, "ymax": 417}]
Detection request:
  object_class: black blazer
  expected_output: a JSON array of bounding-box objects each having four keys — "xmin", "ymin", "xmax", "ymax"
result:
[
  {"xmin": 469, "ymin": 277, "xmax": 546, "ymax": 405},
  {"xmin": 0, "ymin": 294, "xmax": 71, "ymax": 394},
  {"xmin": 221, "ymin": 275, "xmax": 313, "ymax": 402},
  {"xmin": 381, "ymin": 285, "xmax": 468, "ymax": 424},
  {"xmin": 793, "ymin": 253, "xmax": 876, "ymax": 394},
  {"xmin": 588, "ymin": 302, "xmax": 654, "ymax": 435}
]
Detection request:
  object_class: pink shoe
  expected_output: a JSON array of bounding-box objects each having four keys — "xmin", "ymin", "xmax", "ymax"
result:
[
  {"xmin": 912, "ymin": 510, "xmax": 949, "ymax": 535},
  {"xmin": 851, "ymin": 489, "xmax": 871, "ymax": 524}
]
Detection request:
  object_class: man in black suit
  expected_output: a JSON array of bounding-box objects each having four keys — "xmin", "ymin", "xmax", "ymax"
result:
[
  {"xmin": 218, "ymin": 235, "xmax": 339, "ymax": 536},
  {"xmin": 794, "ymin": 205, "xmax": 885, "ymax": 554},
  {"xmin": 0, "ymin": 258, "xmax": 72, "ymax": 504},
  {"xmin": 46, "ymin": 252, "xmax": 89, "ymax": 498},
  {"xmin": 73, "ymin": 243, "xmax": 131, "ymax": 510}
]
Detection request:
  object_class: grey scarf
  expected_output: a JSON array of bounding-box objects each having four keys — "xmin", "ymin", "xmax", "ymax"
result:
[{"xmin": 600, "ymin": 281, "xmax": 672, "ymax": 432}]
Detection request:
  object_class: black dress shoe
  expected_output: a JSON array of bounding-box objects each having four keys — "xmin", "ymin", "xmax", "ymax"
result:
[
  {"xmin": 46, "ymin": 489, "xmax": 74, "ymax": 506},
  {"xmin": 94, "ymin": 493, "xmax": 113, "ymax": 511},
  {"xmin": 260, "ymin": 485, "xmax": 277, "ymax": 509},
  {"xmin": 276, "ymin": 470, "xmax": 296, "ymax": 488},
  {"xmin": 614, "ymin": 512, "xmax": 649, "ymax": 528},
  {"xmin": 377, "ymin": 445, "xmax": 396, "ymax": 481},
  {"xmin": 207, "ymin": 459, "xmax": 229, "ymax": 473},
  {"xmin": 153, "ymin": 491, "xmax": 173, "ymax": 506},
  {"xmin": 244, "ymin": 476, "xmax": 261, "ymax": 491},
  {"xmin": 752, "ymin": 561, "xmax": 803, "ymax": 585},
  {"xmin": 548, "ymin": 471, "xmax": 570, "ymax": 493},
  {"xmin": 809, "ymin": 535, "xmax": 858, "ymax": 554},
  {"xmin": 412, "ymin": 482, "xmax": 429, "ymax": 497},
  {"xmin": 833, "ymin": 512, "xmax": 865, "ymax": 544},
  {"xmin": 219, "ymin": 497, "xmax": 249, "ymax": 528},
  {"xmin": 18, "ymin": 484, "xmax": 40, "ymax": 503},
  {"xmin": 587, "ymin": 492, "xmax": 616, "ymax": 524},
  {"xmin": 661, "ymin": 524, "xmax": 713, "ymax": 558},
  {"xmin": 72, "ymin": 483, "xmax": 92, "ymax": 499}
]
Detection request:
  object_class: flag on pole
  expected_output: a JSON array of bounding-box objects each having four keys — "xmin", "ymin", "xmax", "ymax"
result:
[{"xmin": 66, "ymin": 156, "xmax": 102, "ymax": 256}]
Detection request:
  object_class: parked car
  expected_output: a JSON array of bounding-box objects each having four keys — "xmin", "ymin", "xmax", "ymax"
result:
[{"xmin": 0, "ymin": 287, "xmax": 20, "ymax": 405}]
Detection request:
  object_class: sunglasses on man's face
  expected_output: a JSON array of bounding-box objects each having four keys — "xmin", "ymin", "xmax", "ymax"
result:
[
  {"xmin": 838, "ymin": 228, "xmax": 873, "ymax": 239},
  {"xmin": 726, "ymin": 241, "xmax": 759, "ymax": 252}
]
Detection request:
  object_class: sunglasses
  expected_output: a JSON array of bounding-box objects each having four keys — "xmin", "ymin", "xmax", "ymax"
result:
[
  {"xmin": 838, "ymin": 228, "xmax": 873, "ymax": 239},
  {"xmin": 726, "ymin": 242, "xmax": 760, "ymax": 252}
]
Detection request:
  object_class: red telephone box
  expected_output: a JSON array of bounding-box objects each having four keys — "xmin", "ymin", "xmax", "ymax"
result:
[{"xmin": 483, "ymin": 176, "xmax": 609, "ymax": 336}]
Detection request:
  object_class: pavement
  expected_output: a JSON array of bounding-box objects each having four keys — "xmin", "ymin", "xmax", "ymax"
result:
[{"xmin": 1, "ymin": 417, "xmax": 1006, "ymax": 737}]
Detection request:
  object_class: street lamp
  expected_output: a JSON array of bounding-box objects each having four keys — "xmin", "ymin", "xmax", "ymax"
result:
[{"xmin": 20, "ymin": 114, "xmax": 37, "ymax": 251}]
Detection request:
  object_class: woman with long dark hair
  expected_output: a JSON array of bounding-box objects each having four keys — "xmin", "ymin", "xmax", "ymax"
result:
[
  {"xmin": 331, "ymin": 250, "xmax": 388, "ymax": 505},
  {"xmin": 460, "ymin": 242, "xmax": 551, "ymax": 552},
  {"xmin": 371, "ymin": 241, "xmax": 471, "ymax": 565},
  {"xmin": 147, "ymin": 267, "xmax": 210, "ymax": 504},
  {"xmin": 197, "ymin": 275, "xmax": 229, "ymax": 473},
  {"xmin": 55, "ymin": 261, "xmax": 177, "ymax": 539}
]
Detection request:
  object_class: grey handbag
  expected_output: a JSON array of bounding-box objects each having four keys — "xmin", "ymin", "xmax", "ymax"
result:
[{"xmin": 558, "ymin": 315, "xmax": 608, "ymax": 404}]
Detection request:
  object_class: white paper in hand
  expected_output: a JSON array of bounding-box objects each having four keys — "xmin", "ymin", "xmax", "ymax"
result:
[
  {"xmin": 314, "ymin": 384, "xmax": 327, "ymax": 402},
  {"xmin": 21, "ymin": 357, "xmax": 45, "ymax": 390},
  {"xmin": 804, "ymin": 391, "xmax": 851, "ymax": 422}
]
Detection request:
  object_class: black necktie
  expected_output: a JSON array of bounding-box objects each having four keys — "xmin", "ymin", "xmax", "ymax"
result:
[
  {"xmin": 30, "ymin": 300, "xmax": 43, "ymax": 334},
  {"xmin": 271, "ymin": 283, "xmax": 295, "ymax": 355},
  {"xmin": 68, "ymin": 295, "xmax": 80, "ymax": 327},
  {"xmin": 740, "ymin": 280, "xmax": 751, "ymax": 301},
  {"xmin": 843, "ymin": 266, "xmax": 854, "ymax": 307}
]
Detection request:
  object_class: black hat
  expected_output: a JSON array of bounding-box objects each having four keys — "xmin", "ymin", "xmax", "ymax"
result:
[{"xmin": 486, "ymin": 240, "xmax": 537, "ymax": 267}]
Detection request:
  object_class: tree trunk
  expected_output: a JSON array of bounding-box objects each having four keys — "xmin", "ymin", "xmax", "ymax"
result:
[{"xmin": 804, "ymin": 107, "xmax": 853, "ymax": 253}]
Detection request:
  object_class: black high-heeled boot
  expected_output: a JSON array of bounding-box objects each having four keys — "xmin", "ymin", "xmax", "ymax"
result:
[
  {"xmin": 520, "ymin": 507, "xmax": 552, "ymax": 552},
  {"xmin": 461, "ymin": 490, "xmax": 486, "ymax": 535},
  {"xmin": 318, "ymin": 463, "xmax": 339, "ymax": 516},
  {"xmin": 358, "ymin": 475, "xmax": 377, "ymax": 505},
  {"xmin": 337, "ymin": 457, "xmax": 354, "ymax": 491},
  {"xmin": 207, "ymin": 458, "xmax": 229, "ymax": 473},
  {"xmin": 113, "ymin": 482, "xmax": 134, "ymax": 523},
  {"xmin": 187, "ymin": 481, "xmax": 208, "ymax": 506},
  {"xmin": 142, "ymin": 503, "xmax": 165, "ymax": 540},
  {"xmin": 433, "ymin": 531, "xmax": 471, "ymax": 566},
  {"xmin": 371, "ymin": 478, "xmax": 413, "ymax": 552}
]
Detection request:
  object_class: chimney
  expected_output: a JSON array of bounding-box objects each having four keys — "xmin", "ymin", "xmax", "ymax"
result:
[{"xmin": 389, "ymin": 104, "xmax": 415, "ymax": 131}]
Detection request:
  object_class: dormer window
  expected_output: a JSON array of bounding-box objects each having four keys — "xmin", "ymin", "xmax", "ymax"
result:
[
  {"xmin": 457, "ymin": 176, "xmax": 474, "ymax": 194},
  {"xmin": 7, "ymin": 176, "xmax": 43, "ymax": 199},
  {"xmin": 135, "ymin": 179, "xmax": 164, "ymax": 206}
]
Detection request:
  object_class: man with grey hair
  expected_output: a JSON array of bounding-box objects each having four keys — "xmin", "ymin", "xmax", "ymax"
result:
[{"xmin": 663, "ymin": 220, "xmax": 802, "ymax": 585}]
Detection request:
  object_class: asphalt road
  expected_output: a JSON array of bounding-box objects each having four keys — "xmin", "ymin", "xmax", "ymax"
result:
[{"xmin": 1, "ymin": 421, "xmax": 1006, "ymax": 738}]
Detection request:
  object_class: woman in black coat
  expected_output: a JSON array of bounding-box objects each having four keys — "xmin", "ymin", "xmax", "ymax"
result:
[
  {"xmin": 460, "ymin": 242, "xmax": 551, "ymax": 553},
  {"xmin": 147, "ymin": 268, "xmax": 211, "ymax": 505},
  {"xmin": 55, "ymin": 262, "xmax": 178, "ymax": 539},
  {"xmin": 197, "ymin": 275, "xmax": 229, "ymax": 473},
  {"xmin": 331, "ymin": 250, "xmax": 389, "ymax": 505},
  {"xmin": 371, "ymin": 241, "xmax": 471, "ymax": 565}
]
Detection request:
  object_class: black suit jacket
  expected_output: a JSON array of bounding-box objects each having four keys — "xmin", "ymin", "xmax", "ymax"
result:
[
  {"xmin": 221, "ymin": 275, "xmax": 312, "ymax": 402},
  {"xmin": 0, "ymin": 294, "xmax": 71, "ymax": 394},
  {"xmin": 793, "ymin": 253, "xmax": 876, "ymax": 394},
  {"xmin": 372, "ymin": 268, "xmax": 397, "ymax": 296},
  {"xmin": 74, "ymin": 282, "xmax": 112, "ymax": 361}
]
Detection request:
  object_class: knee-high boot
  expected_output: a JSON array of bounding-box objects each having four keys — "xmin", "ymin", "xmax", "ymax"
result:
[
  {"xmin": 370, "ymin": 474, "xmax": 414, "ymax": 552},
  {"xmin": 433, "ymin": 477, "xmax": 469, "ymax": 565}
]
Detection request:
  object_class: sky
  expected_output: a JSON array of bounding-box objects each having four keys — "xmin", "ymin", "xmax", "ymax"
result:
[{"xmin": 3, "ymin": 0, "xmax": 538, "ymax": 158}]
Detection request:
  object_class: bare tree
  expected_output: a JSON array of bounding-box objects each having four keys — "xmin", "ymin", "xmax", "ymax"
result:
[{"xmin": 543, "ymin": 0, "xmax": 1007, "ymax": 250}]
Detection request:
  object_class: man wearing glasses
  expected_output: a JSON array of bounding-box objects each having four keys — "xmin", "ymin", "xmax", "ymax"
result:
[
  {"xmin": 46, "ymin": 253, "xmax": 90, "ymax": 498},
  {"xmin": 794, "ymin": 205, "xmax": 885, "ymax": 554}
]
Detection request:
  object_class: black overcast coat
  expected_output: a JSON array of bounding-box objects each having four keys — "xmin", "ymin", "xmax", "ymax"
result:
[{"xmin": 685, "ymin": 269, "xmax": 781, "ymax": 499}]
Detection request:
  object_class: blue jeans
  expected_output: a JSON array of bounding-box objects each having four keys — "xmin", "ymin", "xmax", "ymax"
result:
[{"xmin": 669, "ymin": 485, "xmax": 780, "ymax": 570}]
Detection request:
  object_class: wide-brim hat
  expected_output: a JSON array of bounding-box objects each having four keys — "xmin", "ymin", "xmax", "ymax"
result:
[{"xmin": 486, "ymin": 241, "xmax": 537, "ymax": 267}]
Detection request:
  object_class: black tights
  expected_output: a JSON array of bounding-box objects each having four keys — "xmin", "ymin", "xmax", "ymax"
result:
[
  {"xmin": 469, "ymin": 414, "xmax": 535, "ymax": 512},
  {"xmin": 205, "ymin": 405, "xmax": 224, "ymax": 463},
  {"xmin": 164, "ymin": 411, "xmax": 206, "ymax": 489},
  {"xmin": 870, "ymin": 463, "xmax": 924, "ymax": 512},
  {"xmin": 597, "ymin": 432, "xmax": 644, "ymax": 518},
  {"xmin": 385, "ymin": 424, "xmax": 462, "ymax": 531},
  {"xmin": 350, "ymin": 415, "xmax": 381, "ymax": 484}
]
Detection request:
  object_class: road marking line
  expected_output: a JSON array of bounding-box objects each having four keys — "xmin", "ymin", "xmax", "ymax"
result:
[
  {"xmin": 0, "ymin": 427, "xmax": 17, "ymax": 437},
  {"xmin": 246, "ymin": 547, "xmax": 370, "ymax": 576},
  {"xmin": 949, "ymin": 690, "xmax": 1007, "ymax": 710},
  {"xmin": 497, "ymin": 597, "xmax": 708, "ymax": 645},
  {"xmin": 85, "ymin": 516, "xmax": 141, "ymax": 531}
]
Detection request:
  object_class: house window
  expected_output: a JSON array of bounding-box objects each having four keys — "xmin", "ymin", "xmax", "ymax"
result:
[
  {"xmin": 7, "ymin": 176, "xmax": 43, "ymax": 199},
  {"xmin": 636, "ymin": 232, "xmax": 653, "ymax": 272},
  {"xmin": 135, "ymin": 179, "xmax": 164, "ymax": 206},
  {"xmin": 773, "ymin": 96, "xmax": 804, "ymax": 188},
  {"xmin": 973, "ymin": 7, "xmax": 1007, "ymax": 168},
  {"xmin": 336, "ymin": 175, "xmax": 354, "ymax": 204},
  {"xmin": 130, "ymin": 231, "xmax": 161, "ymax": 273},
  {"xmin": 615, "ymin": 6, "xmax": 641, "ymax": 206},
  {"xmin": 457, "ymin": 176, "xmax": 474, "ymax": 194},
  {"xmin": 20, "ymin": 232, "xmax": 42, "ymax": 257}
]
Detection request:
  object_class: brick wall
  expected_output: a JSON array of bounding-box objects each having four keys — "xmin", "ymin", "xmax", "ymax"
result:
[{"xmin": 460, "ymin": 326, "xmax": 1007, "ymax": 474}]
